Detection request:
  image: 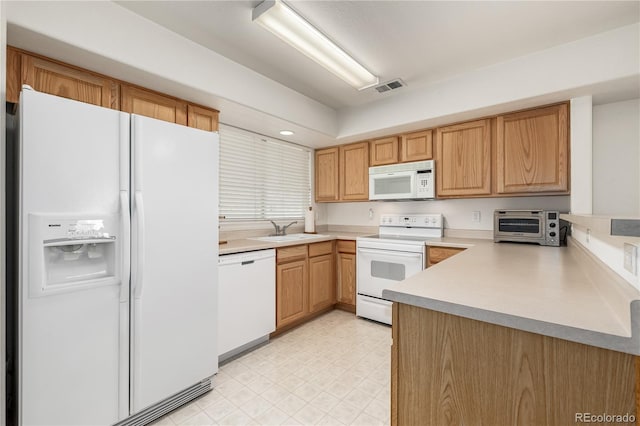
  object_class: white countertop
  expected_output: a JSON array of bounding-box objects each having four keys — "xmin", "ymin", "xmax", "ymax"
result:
[
  {"xmin": 218, "ymin": 231, "xmax": 371, "ymax": 255},
  {"xmin": 384, "ymin": 237, "xmax": 640, "ymax": 355}
]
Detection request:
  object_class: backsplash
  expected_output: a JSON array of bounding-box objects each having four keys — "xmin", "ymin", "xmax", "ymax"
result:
[{"xmin": 318, "ymin": 196, "xmax": 571, "ymax": 231}]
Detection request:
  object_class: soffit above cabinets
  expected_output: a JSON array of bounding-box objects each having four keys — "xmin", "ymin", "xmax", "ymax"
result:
[{"xmin": 116, "ymin": 1, "xmax": 639, "ymax": 110}]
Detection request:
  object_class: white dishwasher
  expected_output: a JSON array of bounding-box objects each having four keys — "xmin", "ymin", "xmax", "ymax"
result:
[{"xmin": 218, "ymin": 249, "xmax": 275, "ymax": 361}]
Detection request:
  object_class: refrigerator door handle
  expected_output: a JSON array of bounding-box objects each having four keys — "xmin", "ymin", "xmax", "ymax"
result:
[
  {"xmin": 120, "ymin": 191, "xmax": 130, "ymax": 303},
  {"xmin": 134, "ymin": 191, "xmax": 145, "ymax": 299}
]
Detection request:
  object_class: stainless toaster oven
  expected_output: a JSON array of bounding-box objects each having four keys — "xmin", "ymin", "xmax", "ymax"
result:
[{"xmin": 494, "ymin": 210, "xmax": 565, "ymax": 246}]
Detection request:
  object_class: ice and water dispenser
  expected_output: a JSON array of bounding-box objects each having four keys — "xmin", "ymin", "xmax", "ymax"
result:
[{"xmin": 29, "ymin": 214, "xmax": 120, "ymax": 297}]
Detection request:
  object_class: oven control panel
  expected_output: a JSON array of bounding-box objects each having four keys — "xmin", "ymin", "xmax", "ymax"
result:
[{"xmin": 380, "ymin": 214, "xmax": 443, "ymax": 229}]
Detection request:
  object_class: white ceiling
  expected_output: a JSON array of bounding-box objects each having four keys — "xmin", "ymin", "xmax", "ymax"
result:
[{"xmin": 117, "ymin": 0, "xmax": 639, "ymax": 110}]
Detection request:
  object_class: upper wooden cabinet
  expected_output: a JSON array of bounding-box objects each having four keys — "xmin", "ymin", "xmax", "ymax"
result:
[
  {"xmin": 436, "ymin": 119, "xmax": 492, "ymax": 197},
  {"xmin": 400, "ymin": 130, "xmax": 433, "ymax": 162},
  {"xmin": 496, "ymin": 104, "xmax": 569, "ymax": 194},
  {"xmin": 315, "ymin": 147, "xmax": 340, "ymax": 202},
  {"xmin": 6, "ymin": 47, "xmax": 219, "ymax": 131},
  {"xmin": 6, "ymin": 47, "xmax": 21, "ymax": 104},
  {"xmin": 187, "ymin": 104, "xmax": 219, "ymax": 132},
  {"xmin": 370, "ymin": 136, "xmax": 399, "ymax": 166},
  {"xmin": 340, "ymin": 142, "xmax": 369, "ymax": 201},
  {"xmin": 121, "ymin": 85, "xmax": 187, "ymax": 125},
  {"xmin": 21, "ymin": 54, "xmax": 119, "ymax": 109}
]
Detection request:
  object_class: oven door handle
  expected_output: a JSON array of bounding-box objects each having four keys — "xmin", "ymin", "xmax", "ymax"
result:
[{"xmin": 357, "ymin": 248, "xmax": 423, "ymax": 259}]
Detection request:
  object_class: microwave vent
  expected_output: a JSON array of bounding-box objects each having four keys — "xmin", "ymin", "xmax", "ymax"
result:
[{"xmin": 374, "ymin": 79, "xmax": 406, "ymax": 93}]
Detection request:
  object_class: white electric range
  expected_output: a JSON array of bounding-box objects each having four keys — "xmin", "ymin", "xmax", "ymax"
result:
[{"xmin": 356, "ymin": 213, "xmax": 444, "ymax": 325}]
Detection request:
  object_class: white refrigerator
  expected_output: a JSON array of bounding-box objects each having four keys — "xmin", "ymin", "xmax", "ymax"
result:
[{"xmin": 13, "ymin": 88, "xmax": 218, "ymax": 425}]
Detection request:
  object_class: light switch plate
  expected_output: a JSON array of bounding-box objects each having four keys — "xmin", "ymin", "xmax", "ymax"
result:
[{"xmin": 624, "ymin": 243, "xmax": 637, "ymax": 275}]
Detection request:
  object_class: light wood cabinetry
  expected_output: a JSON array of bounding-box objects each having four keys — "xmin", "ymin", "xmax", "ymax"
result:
[
  {"xmin": 435, "ymin": 119, "xmax": 492, "ymax": 197},
  {"xmin": 370, "ymin": 136, "xmax": 399, "ymax": 166},
  {"xmin": 21, "ymin": 54, "xmax": 120, "ymax": 109},
  {"xmin": 340, "ymin": 142, "xmax": 369, "ymax": 201},
  {"xmin": 391, "ymin": 303, "xmax": 636, "ymax": 425},
  {"xmin": 6, "ymin": 47, "xmax": 21, "ymax": 104},
  {"xmin": 121, "ymin": 84, "xmax": 187, "ymax": 125},
  {"xmin": 309, "ymin": 241, "xmax": 335, "ymax": 313},
  {"xmin": 496, "ymin": 103, "xmax": 569, "ymax": 194},
  {"xmin": 6, "ymin": 46, "xmax": 219, "ymax": 131},
  {"xmin": 426, "ymin": 246, "xmax": 465, "ymax": 268},
  {"xmin": 187, "ymin": 104, "xmax": 219, "ymax": 132},
  {"xmin": 276, "ymin": 245, "xmax": 308, "ymax": 329},
  {"xmin": 400, "ymin": 130, "xmax": 432, "ymax": 162},
  {"xmin": 276, "ymin": 259, "xmax": 308, "ymax": 328},
  {"xmin": 336, "ymin": 240, "xmax": 357, "ymax": 312},
  {"xmin": 275, "ymin": 242, "xmax": 335, "ymax": 332},
  {"xmin": 315, "ymin": 148, "xmax": 340, "ymax": 202}
]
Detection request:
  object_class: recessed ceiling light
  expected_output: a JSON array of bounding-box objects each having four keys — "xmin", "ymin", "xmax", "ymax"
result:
[
  {"xmin": 253, "ymin": 0, "xmax": 379, "ymax": 90},
  {"xmin": 279, "ymin": 130, "xmax": 294, "ymax": 136}
]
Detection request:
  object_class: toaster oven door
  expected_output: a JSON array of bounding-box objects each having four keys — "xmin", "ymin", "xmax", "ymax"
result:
[{"xmin": 494, "ymin": 214, "xmax": 544, "ymax": 240}]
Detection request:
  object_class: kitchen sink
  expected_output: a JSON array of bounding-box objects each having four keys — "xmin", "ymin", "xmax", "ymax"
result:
[{"xmin": 249, "ymin": 233, "xmax": 327, "ymax": 243}]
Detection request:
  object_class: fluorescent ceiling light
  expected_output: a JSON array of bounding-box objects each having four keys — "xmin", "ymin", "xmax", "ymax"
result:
[
  {"xmin": 253, "ymin": 0, "xmax": 379, "ymax": 90},
  {"xmin": 279, "ymin": 130, "xmax": 294, "ymax": 136}
]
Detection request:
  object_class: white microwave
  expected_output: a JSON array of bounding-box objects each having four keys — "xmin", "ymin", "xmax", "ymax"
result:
[{"xmin": 369, "ymin": 160, "xmax": 435, "ymax": 200}]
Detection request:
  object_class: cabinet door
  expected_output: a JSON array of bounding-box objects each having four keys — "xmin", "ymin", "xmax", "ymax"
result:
[
  {"xmin": 340, "ymin": 142, "xmax": 369, "ymax": 201},
  {"xmin": 309, "ymin": 254, "xmax": 335, "ymax": 313},
  {"xmin": 187, "ymin": 104, "xmax": 219, "ymax": 131},
  {"xmin": 22, "ymin": 55, "xmax": 119, "ymax": 109},
  {"xmin": 496, "ymin": 104, "xmax": 569, "ymax": 194},
  {"xmin": 6, "ymin": 47, "xmax": 21, "ymax": 103},
  {"xmin": 276, "ymin": 260, "xmax": 308, "ymax": 328},
  {"xmin": 436, "ymin": 119, "xmax": 491, "ymax": 197},
  {"xmin": 337, "ymin": 252, "xmax": 356, "ymax": 307},
  {"xmin": 121, "ymin": 84, "xmax": 187, "ymax": 125},
  {"xmin": 401, "ymin": 130, "xmax": 432, "ymax": 162},
  {"xmin": 315, "ymin": 147, "xmax": 340, "ymax": 202},
  {"xmin": 370, "ymin": 137, "xmax": 399, "ymax": 166}
]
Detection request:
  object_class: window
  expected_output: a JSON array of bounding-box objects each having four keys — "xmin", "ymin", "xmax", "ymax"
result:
[{"xmin": 219, "ymin": 124, "xmax": 312, "ymax": 220}]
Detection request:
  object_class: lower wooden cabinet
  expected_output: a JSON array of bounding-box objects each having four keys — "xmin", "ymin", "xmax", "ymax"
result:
[
  {"xmin": 309, "ymin": 254, "xmax": 335, "ymax": 313},
  {"xmin": 276, "ymin": 259, "xmax": 308, "ymax": 328},
  {"xmin": 336, "ymin": 240, "xmax": 357, "ymax": 312},
  {"xmin": 275, "ymin": 242, "xmax": 335, "ymax": 331}
]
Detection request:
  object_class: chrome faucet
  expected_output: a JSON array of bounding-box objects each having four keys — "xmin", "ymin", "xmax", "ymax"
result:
[
  {"xmin": 282, "ymin": 221, "xmax": 297, "ymax": 235},
  {"xmin": 269, "ymin": 220, "xmax": 298, "ymax": 236},
  {"xmin": 269, "ymin": 220, "xmax": 282, "ymax": 236}
]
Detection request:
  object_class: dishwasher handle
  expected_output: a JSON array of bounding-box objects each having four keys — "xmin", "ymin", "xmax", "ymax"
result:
[{"xmin": 219, "ymin": 249, "xmax": 275, "ymax": 266}]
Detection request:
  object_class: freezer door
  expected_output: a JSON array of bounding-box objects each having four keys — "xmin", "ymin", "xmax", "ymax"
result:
[
  {"xmin": 130, "ymin": 115, "xmax": 219, "ymax": 413},
  {"xmin": 18, "ymin": 89, "xmax": 130, "ymax": 425}
]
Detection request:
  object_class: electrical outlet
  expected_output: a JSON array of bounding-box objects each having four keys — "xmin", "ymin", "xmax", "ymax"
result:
[
  {"xmin": 624, "ymin": 243, "xmax": 638, "ymax": 275},
  {"xmin": 368, "ymin": 208, "xmax": 374, "ymax": 220},
  {"xmin": 472, "ymin": 211, "xmax": 481, "ymax": 223}
]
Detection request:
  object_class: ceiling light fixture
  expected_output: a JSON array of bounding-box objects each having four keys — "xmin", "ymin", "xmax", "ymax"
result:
[
  {"xmin": 279, "ymin": 130, "xmax": 294, "ymax": 136},
  {"xmin": 252, "ymin": 0, "xmax": 379, "ymax": 90}
]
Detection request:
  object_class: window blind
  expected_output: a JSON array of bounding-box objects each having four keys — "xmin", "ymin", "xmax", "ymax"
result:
[{"xmin": 219, "ymin": 124, "xmax": 312, "ymax": 220}]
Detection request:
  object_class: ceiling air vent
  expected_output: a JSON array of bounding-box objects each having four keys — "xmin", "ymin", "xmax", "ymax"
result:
[{"xmin": 374, "ymin": 79, "xmax": 406, "ymax": 93}]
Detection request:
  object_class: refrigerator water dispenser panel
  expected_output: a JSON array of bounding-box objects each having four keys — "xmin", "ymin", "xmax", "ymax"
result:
[{"xmin": 29, "ymin": 214, "xmax": 120, "ymax": 297}]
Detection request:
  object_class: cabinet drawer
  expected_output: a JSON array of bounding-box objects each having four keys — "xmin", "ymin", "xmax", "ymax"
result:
[
  {"xmin": 427, "ymin": 246, "xmax": 465, "ymax": 267},
  {"xmin": 277, "ymin": 245, "xmax": 308, "ymax": 264},
  {"xmin": 308, "ymin": 241, "xmax": 333, "ymax": 257},
  {"xmin": 336, "ymin": 240, "xmax": 356, "ymax": 254}
]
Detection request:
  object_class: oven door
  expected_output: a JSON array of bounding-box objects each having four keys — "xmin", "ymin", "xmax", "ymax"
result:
[{"xmin": 356, "ymin": 247, "xmax": 424, "ymax": 299}]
